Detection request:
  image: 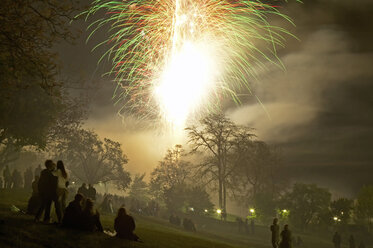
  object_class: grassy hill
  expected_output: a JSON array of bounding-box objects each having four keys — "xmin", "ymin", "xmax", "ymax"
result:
[{"xmin": 0, "ymin": 189, "xmax": 343, "ymax": 248}]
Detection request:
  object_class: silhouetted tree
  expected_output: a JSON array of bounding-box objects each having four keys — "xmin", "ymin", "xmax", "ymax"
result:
[
  {"xmin": 56, "ymin": 128, "xmax": 131, "ymax": 189},
  {"xmin": 150, "ymin": 145, "xmax": 191, "ymax": 212},
  {"xmin": 128, "ymin": 173, "xmax": 150, "ymax": 203},
  {"xmin": 0, "ymin": 0, "xmax": 85, "ymax": 169},
  {"xmin": 330, "ymin": 198, "xmax": 353, "ymax": 225},
  {"xmin": 185, "ymin": 186, "xmax": 214, "ymax": 215},
  {"xmin": 186, "ymin": 114, "xmax": 254, "ymax": 211},
  {"xmin": 356, "ymin": 185, "xmax": 373, "ymax": 231},
  {"xmin": 281, "ymin": 183, "xmax": 331, "ymax": 230}
]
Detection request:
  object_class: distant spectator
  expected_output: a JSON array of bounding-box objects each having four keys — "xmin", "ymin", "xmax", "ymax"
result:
[
  {"xmin": 35, "ymin": 160, "xmax": 59, "ymax": 223},
  {"xmin": 62, "ymin": 193, "xmax": 83, "ymax": 229},
  {"xmin": 88, "ymin": 184, "xmax": 96, "ymax": 201},
  {"xmin": 251, "ymin": 219, "xmax": 255, "ymax": 234},
  {"xmin": 349, "ymin": 235, "xmax": 355, "ymax": 248},
  {"xmin": 333, "ymin": 232, "xmax": 341, "ymax": 248},
  {"xmin": 34, "ymin": 165, "xmax": 42, "ymax": 177},
  {"xmin": 244, "ymin": 218, "xmax": 249, "ymax": 234},
  {"xmin": 77, "ymin": 183, "xmax": 88, "ymax": 198},
  {"xmin": 183, "ymin": 218, "xmax": 196, "ymax": 232},
  {"xmin": 279, "ymin": 224, "xmax": 292, "ymax": 248},
  {"xmin": 296, "ymin": 236, "xmax": 303, "ymax": 247},
  {"xmin": 27, "ymin": 175, "xmax": 41, "ymax": 214},
  {"xmin": 115, "ymin": 207, "xmax": 139, "ymax": 241},
  {"xmin": 81, "ymin": 198, "xmax": 103, "ymax": 232},
  {"xmin": 24, "ymin": 167, "xmax": 33, "ymax": 189},
  {"xmin": 236, "ymin": 217, "xmax": 243, "ymax": 233},
  {"xmin": 11, "ymin": 169, "xmax": 23, "ymax": 188},
  {"xmin": 0, "ymin": 176, "xmax": 3, "ymax": 189},
  {"xmin": 169, "ymin": 213, "xmax": 177, "ymax": 225},
  {"xmin": 3, "ymin": 165, "xmax": 11, "ymax": 188},
  {"xmin": 270, "ymin": 218, "xmax": 280, "ymax": 248},
  {"xmin": 53, "ymin": 160, "xmax": 69, "ymax": 213},
  {"xmin": 32, "ymin": 175, "xmax": 39, "ymax": 195},
  {"xmin": 358, "ymin": 241, "xmax": 365, "ymax": 248},
  {"xmin": 221, "ymin": 208, "xmax": 227, "ymax": 221}
]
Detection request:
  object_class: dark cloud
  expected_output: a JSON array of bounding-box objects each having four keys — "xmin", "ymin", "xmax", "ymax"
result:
[{"xmin": 228, "ymin": 1, "xmax": 373, "ymax": 196}]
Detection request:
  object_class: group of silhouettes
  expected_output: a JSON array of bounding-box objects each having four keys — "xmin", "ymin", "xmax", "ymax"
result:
[
  {"xmin": 1, "ymin": 165, "xmax": 39, "ymax": 189},
  {"xmin": 169, "ymin": 214, "xmax": 196, "ymax": 232},
  {"xmin": 270, "ymin": 218, "xmax": 305, "ymax": 248},
  {"xmin": 236, "ymin": 217, "xmax": 256, "ymax": 235},
  {"xmin": 30, "ymin": 160, "xmax": 140, "ymax": 241},
  {"xmin": 333, "ymin": 231, "xmax": 366, "ymax": 248}
]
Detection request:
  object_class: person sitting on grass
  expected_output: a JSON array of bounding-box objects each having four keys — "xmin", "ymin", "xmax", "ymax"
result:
[
  {"xmin": 62, "ymin": 193, "xmax": 83, "ymax": 229},
  {"xmin": 81, "ymin": 198, "xmax": 103, "ymax": 232},
  {"xmin": 27, "ymin": 175, "xmax": 41, "ymax": 215},
  {"xmin": 114, "ymin": 207, "xmax": 140, "ymax": 241}
]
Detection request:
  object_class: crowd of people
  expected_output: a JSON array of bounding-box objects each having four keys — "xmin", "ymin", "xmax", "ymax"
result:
[
  {"xmin": 25, "ymin": 160, "xmax": 140, "ymax": 241},
  {"xmin": 333, "ymin": 232, "xmax": 366, "ymax": 248},
  {"xmin": 1, "ymin": 165, "xmax": 35, "ymax": 189},
  {"xmin": 236, "ymin": 217, "xmax": 256, "ymax": 235},
  {"xmin": 1, "ymin": 162, "xmax": 371, "ymax": 246}
]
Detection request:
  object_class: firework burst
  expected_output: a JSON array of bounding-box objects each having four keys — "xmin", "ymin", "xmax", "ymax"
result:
[{"xmin": 83, "ymin": 0, "xmax": 298, "ymax": 127}]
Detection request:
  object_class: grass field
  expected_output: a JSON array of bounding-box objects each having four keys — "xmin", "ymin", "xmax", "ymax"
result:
[{"xmin": 0, "ymin": 189, "xmax": 353, "ymax": 248}]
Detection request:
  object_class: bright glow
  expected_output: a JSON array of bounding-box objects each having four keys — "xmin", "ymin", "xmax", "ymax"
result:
[
  {"xmin": 250, "ymin": 208, "xmax": 255, "ymax": 213},
  {"xmin": 216, "ymin": 209, "xmax": 222, "ymax": 214},
  {"xmin": 282, "ymin": 209, "xmax": 288, "ymax": 213},
  {"xmin": 155, "ymin": 41, "xmax": 216, "ymax": 127},
  {"xmin": 333, "ymin": 216, "xmax": 338, "ymax": 221},
  {"xmin": 204, "ymin": 209, "xmax": 208, "ymax": 213}
]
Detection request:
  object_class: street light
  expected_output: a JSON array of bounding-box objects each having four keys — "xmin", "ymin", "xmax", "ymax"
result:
[
  {"xmin": 249, "ymin": 208, "xmax": 255, "ymax": 214},
  {"xmin": 204, "ymin": 209, "xmax": 208, "ymax": 213},
  {"xmin": 217, "ymin": 209, "xmax": 222, "ymax": 214}
]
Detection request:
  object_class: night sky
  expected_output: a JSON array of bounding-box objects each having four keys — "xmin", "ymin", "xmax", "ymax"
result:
[{"xmin": 57, "ymin": 0, "xmax": 373, "ymax": 197}]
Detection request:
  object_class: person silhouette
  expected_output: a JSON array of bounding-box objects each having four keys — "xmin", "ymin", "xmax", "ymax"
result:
[
  {"xmin": 279, "ymin": 224, "xmax": 292, "ymax": 248},
  {"xmin": 333, "ymin": 232, "xmax": 341, "ymax": 248},
  {"xmin": 115, "ymin": 207, "xmax": 139, "ymax": 241},
  {"xmin": 270, "ymin": 218, "xmax": 280, "ymax": 248}
]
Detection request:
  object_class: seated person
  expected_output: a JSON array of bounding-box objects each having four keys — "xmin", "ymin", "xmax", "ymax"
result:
[
  {"xmin": 62, "ymin": 193, "xmax": 83, "ymax": 228},
  {"xmin": 27, "ymin": 176, "xmax": 41, "ymax": 214},
  {"xmin": 81, "ymin": 198, "xmax": 103, "ymax": 232},
  {"xmin": 114, "ymin": 207, "xmax": 139, "ymax": 241}
]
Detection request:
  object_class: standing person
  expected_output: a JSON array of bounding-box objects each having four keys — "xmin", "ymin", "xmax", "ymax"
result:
[
  {"xmin": 251, "ymin": 219, "xmax": 255, "ymax": 234},
  {"xmin": 77, "ymin": 183, "xmax": 88, "ymax": 197},
  {"xmin": 279, "ymin": 224, "xmax": 292, "ymax": 248},
  {"xmin": 333, "ymin": 232, "xmax": 341, "ymax": 248},
  {"xmin": 0, "ymin": 176, "xmax": 3, "ymax": 188},
  {"xmin": 270, "ymin": 218, "xmax": 280, "ymax": 248},
  {"xmin": 80, "ymin": 199, "xmax": 103, "ymax": 232},
  {"xmin": 34, "ymin": 165, "xmax": 42, "ymax": 177},
  {"xmin": 35, "ymin": 160, "xmax": 59, "ymax": 223},
  {"xmin": 88, "ymin": 184, "xmax": 96, "ymax": 201},
  {"xmin": 11, "ymin": 169, "xmax": 23, "ymax": 188},
  {"xmin": 24, "ymin": 167, "xmax": 33, "ymax": 189},
  {"xmin": 349, "ymin": 235, "xmax": 355, "ymax": 248},
  {"xmin": 53, "ymin": 160, "xmax": 69, "ymax": 213},
  {"xmin": 3, "ymin": 165, "xmax": 11, "ymax": 188},
  {"xmin": 115, "ymin": 207, "xmax": 140, "ymax": 241}
]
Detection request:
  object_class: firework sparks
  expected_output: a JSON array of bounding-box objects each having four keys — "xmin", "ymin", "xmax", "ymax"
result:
[{"xmin": 83, "ymin": 0, "xmax": 298, "ymax": 127}]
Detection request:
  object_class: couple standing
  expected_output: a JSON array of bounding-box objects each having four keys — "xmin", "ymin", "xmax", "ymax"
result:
[{"xmin": 35, "ymin": 160, "xmax": 69, "ymax": 223}]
